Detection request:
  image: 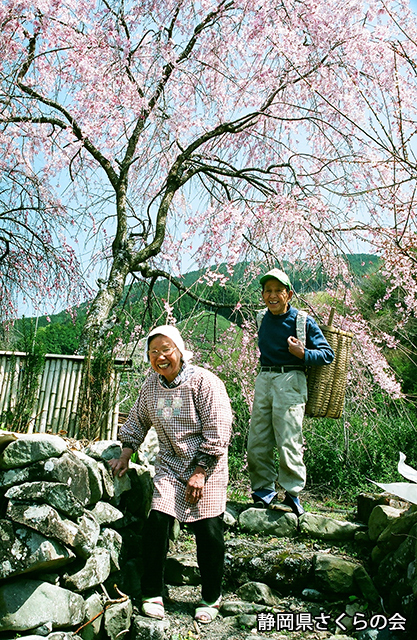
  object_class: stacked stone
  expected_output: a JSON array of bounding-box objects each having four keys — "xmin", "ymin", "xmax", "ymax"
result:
[
  {"xmin": 0, "ymin": 433, "xmax": 154, "ymax": 639},
  {"xmin": 364, "ymin": 495, "xmax": 417, "ymax": 632},
  {"xmin": 226, "ymin": 507, "xmax": 379, "ymax": 606}
]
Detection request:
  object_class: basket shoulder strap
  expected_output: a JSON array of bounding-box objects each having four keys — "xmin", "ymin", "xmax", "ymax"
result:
[
  {"xmin": 296, "ymin": 310, "xmax": 308, "ymax": 346},
  {"xmin": 256, "ymin": 308, "xmax": 267, "ymax": 330}
]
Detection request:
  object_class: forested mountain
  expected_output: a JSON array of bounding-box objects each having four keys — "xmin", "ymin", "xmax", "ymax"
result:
[{"xmin": 9, "ymin": 254, "xmax": 380, "ymax": 356}]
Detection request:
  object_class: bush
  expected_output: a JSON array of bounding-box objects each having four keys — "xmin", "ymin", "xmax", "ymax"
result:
[
  {"xmin": 2, "ymin": 320, "xmax": 46, "ymax": 433},
  {"xmin": 303, "ymin": 395, "xmax": 417, "ymax": 500},
  {"xmin": 224, "ymin": 381, "xmax": 251, "ymax": 482}
]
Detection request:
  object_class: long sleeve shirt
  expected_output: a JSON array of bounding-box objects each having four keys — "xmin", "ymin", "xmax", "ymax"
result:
[
  {"xmin": 258, "ymin": 305, "xmax": 334, "ymax": 367},
  {"xmin": 118, "ymin": 365, "xmax": 232, "ymax": 522}
]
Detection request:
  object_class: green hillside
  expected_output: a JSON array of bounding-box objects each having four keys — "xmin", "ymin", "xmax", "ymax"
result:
[{"xmin": 8, "ymin": 254, "xmax": 381, "ymax": 356}]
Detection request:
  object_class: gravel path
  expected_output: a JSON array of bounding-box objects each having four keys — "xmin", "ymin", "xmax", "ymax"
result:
[{"xmin": 133, "ymin": 497, "xmax": 361, "ymax": 640}]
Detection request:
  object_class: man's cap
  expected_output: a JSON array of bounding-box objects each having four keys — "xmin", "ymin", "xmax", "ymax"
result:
[{"xmin": 259, "ymin": 268, "xmax": 292, "ymax": 290}]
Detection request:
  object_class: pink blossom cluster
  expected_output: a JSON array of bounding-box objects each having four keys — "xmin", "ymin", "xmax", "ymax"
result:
[
  {"xmin": 1, "ymin": 0, "xmax": 417, "ymax": 367},
  {"xmin": 334, "ymin": 314, "xmax": 403, "ymax": 400}
]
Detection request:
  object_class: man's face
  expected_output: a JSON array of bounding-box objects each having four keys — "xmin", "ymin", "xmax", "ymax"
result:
[
  {"xmin": 262, "ymin": 278, "xmax": 293, "ymax": 315},
  {"xmin": 148, "ymin": 335, "xmax": 182, "ymax": 382}
]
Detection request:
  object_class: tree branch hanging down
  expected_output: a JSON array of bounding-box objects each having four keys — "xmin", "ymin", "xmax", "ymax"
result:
[{"xmin": 1, "ymin": 0, "xmax": 417, "ymax": 344}]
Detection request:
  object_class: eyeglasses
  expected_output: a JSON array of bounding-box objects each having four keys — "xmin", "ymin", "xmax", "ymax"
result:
[{"xmin": 148, "ymin": 347, "xmax": 177, "ymax": 358}]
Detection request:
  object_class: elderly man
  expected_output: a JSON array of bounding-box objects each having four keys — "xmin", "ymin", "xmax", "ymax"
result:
[{"xmin": 247, "ymin": 268, "xmax": 334, "ymax": 516}]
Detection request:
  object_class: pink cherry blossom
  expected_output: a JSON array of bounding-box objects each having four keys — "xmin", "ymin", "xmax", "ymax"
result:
[{"xmin": 0, "ymin": 0, "xmax": 416, "ymax": 400}]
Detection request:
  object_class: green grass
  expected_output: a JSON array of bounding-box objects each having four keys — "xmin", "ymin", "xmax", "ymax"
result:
[{"xmin": 303, "ymin": 396, "xmax": 417, "ymax": 500}]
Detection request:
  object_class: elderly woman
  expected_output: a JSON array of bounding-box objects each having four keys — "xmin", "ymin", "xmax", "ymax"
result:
[{"xmin": 109, "ymin": 325, "xmax": 232, "ymax": 624}]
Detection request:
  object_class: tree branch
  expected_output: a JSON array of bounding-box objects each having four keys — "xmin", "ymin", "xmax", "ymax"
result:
[
  {"xmin": 0, "ymin": 237, "xmax": 10, "ymax": 264},
  {"xmin": 15, "ymin": 31, "xmax": 119, "ymax": 189},
  {"xmin": 135, "ymin": 263, "xmax": 252, "ymax": 313}
]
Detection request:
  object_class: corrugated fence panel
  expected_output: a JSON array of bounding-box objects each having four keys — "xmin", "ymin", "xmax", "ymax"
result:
[{"xmin": 0, "ymin": 352, "xmax": 124, "ymax": 438}]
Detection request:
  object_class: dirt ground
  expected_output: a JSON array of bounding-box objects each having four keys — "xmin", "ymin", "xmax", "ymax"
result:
[
  {"xmin": 152, "ymin": 582, "xmax": 344, "ymax": 640},
  {"xmin": 132, "ymin": 492, "xmax": 366, "ymax": 640}
]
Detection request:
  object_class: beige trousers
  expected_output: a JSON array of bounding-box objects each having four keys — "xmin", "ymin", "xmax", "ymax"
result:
[{"xmin": 247, "ymin": 370, "xmax": 307, "ymax": 496}]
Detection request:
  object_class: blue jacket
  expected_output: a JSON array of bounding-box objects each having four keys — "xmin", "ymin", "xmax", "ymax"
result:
[{"xmin": 258, "ymin": 306, "xmax": 335, "ymax": 367}]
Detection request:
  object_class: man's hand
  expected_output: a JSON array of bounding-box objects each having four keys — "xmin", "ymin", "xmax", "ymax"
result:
[
  {"xmin": 288, "ymin": 336, "xmax": 305, "ymax": 359},
  {"xmin": 185, "ymin": 466, "xmax": 206, "ymax": 504},
  {"xmin": 108, "ymin": 447, "xmax": 133, "ymax": 478}
]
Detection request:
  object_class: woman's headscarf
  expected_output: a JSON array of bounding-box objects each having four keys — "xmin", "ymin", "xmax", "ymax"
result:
[{"xmin": 143, "ymin": 325, "xmax": 194, "ymax": 363}]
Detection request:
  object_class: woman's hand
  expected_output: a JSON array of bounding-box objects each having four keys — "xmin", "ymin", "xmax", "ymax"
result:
[
  {"xmin": 185, "ymin": 466, "xmax": 206, "ymax": 504},
  {"xmin": 108, "ymin": 447, "xmax": 133, "ymax": 478}
]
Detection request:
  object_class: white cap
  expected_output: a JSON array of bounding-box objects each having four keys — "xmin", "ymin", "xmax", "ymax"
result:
[
  {"xmin": 260, "ymin": 268, "xmax": 292, "ymax": 290},
  {"xmin": 143, "ymin": 325, "xmax": 194, "ymax": 363}
]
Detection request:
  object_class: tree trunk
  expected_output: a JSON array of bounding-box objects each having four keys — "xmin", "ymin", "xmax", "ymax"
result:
[{"xmin": 80, "ymin": 250, "xmax": 132, "ymax": 351}]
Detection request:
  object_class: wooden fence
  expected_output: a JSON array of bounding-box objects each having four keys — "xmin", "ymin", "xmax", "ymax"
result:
[{"xmin": 0, "ymin": 351, "xmax": 130, "ymax": 440}]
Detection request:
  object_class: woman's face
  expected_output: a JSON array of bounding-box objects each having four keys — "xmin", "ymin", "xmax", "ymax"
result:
[{"xmin": 148, "ymin": 335, "xmax": 182, "ymax": 383}]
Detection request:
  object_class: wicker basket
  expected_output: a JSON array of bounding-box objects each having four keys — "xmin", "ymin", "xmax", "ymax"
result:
[{"xmin": 305, "ymin": 309, "xmax": 353, "ymax": 419}]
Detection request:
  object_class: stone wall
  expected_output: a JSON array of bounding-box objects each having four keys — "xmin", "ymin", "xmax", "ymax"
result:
[
  {"xmin": 0, "ymin": 432, "xmax": 155, "ymax": 638},
  {"xmin": 363, "ymin": 493, "xmax": 417, "ymax": 632},
  {"xmin": 1, "ymin": 432, "xmax": 416, "ymax": 639}
]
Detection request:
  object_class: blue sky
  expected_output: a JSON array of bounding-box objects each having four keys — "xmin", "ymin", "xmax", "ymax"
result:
[{"xmin": 14, "ymin": 0, "xmax": 417, "ymax": 321}]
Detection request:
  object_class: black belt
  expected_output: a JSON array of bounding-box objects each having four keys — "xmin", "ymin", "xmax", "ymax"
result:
[{"xmin": 260, "ymin": 365, "xmax": 306, "ymax": 373}]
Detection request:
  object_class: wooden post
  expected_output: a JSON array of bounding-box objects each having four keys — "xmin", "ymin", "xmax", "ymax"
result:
[
  {"xmin": 0, "ymin": 355, "xmax": 8, "ymax": 420},
  {"xmin": 9, "ymin": 355, "xmax": 21, "ymax": 412},
  {"xmin": 69, "ymin": 362, "xmax": 84, "ymax": 438},
  {"xmin": 39, "ymin": 359, "xmax": 56, "ymax": 433},
  {"xmin": 55, "ymin": 358, "xmax": 70, "ymax": 434}
]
